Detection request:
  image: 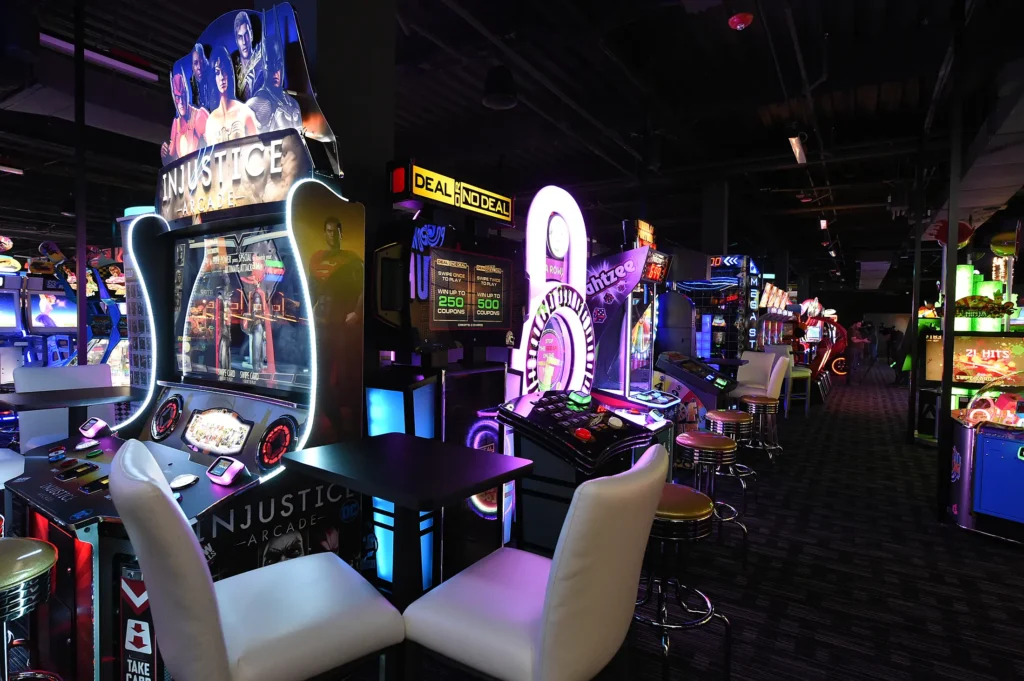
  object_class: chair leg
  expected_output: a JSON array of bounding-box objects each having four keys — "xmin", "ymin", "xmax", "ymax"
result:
[
  {"xmin": 393, "ymin": 641, "xmax": 416, "ymax": 681},
  {"xmin": 714, "ymin": 612, "xmax": 732, "ymax": 681}
]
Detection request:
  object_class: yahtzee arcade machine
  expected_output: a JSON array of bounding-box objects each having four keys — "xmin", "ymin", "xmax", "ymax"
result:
[
  {"xmin": 587, "ymin": 239, "xmax": 678, "ymax": 450},
  {"xmin": 3, "ymin": 6, "xmax": 365, "ymax": 680},
  {"xmin": 370, "ymin": 161, "xmax": 523, "ymax": 585},
  {"xmin": 498, "ymin": 187, "xmax": 657, "ymax": 552}
]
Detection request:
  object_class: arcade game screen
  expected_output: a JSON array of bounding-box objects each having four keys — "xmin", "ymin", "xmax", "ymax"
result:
[
  {"xmin": 630, "ymin": 301, "xmax": 654, "ymax": 392},
  {"xmin": 173, "ymin": 225, "xmax": 313, "ymax": 393},
  {"xmin": 537, "ymin": 321, "xmax": 570, "ymax": 391},
  {"xmin": 29, "ymin": 293, "xmax": 77, "ymax": 329},
  {"xmin": 0, "ymin": 292, "xmax": 18, "ymax": 328},
  {"xmin": 428, "ymin": 247, "xmax": 512, "ymax": 332},
  {"xmin": 925, "ymin": 334, "xmax": 1024, "ymax": 385}
]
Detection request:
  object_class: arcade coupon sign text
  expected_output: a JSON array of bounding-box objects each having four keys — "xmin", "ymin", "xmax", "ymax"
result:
[{"xmin": 157, "ymin": 128, "xmax": 311, "ymax": 222}]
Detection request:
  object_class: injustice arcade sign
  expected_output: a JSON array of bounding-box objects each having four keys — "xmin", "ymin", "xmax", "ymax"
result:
[{"xmin": 157, "ymin": 128, "xmax": 311, "ymax": 221}]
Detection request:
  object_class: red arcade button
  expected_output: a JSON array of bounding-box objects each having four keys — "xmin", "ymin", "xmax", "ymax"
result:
[{"xmin": 573, "ymin": 428, "xmax": 593, "ymax": 442}]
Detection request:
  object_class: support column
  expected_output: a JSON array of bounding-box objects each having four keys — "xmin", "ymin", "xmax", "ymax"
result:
[
  {"xmin": 701, "ymin": 181, "xmax": 729, "ymax": 256},
  {"xmin": 773, "ymin": 250, "xmax": 789, "ymax": 291},
  {"xmin": 74, "ymin": 0, "xmax": 88, "ymax": 365}
]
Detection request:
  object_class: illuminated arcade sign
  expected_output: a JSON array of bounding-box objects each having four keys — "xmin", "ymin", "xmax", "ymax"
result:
[
  {"xmin": 634, "ymin": 219, "xmax": 655, "ymax": 249},
  {"xmin": 389, "ymin": 162, "xmax": 513, "ymax": 224},
  {"xmin": 0, "ymin": 256, "xmax": 20, "ymax": 274},
  {"xmin": 157, "ymin": 129, "xmax": 312, "ymax": 221},
  {"xmin": 523, "ymin": 285, "xmax": 596, "ymax": 394}
]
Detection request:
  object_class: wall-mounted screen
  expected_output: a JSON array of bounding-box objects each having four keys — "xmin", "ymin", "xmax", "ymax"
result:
[
  {"xmin": 924, "ymin": 334, "xmax": 1024, "ymax": 385},
  {"xmin": 641, "ymin": 250, "xmax": 671, "ymax": 284},
  {"xmin": 429, "ymin": 247, "xmax": 512, "ymax": 331},
  {"xmin": 28, "ymin": 293, "xmax": 77, "ymax": 331},
  {"xmin": 173, "ymin": 225, "xmax": 312, "ymax": 392},
  {"xmin": 0, "ymin": 291, "xmax": 19, "ymax": 330}
]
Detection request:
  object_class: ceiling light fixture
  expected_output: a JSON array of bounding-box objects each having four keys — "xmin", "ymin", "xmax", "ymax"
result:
[
  {"xmin": 789, "ymin": 135, "xmax": 807, "ymax": 164},
  {"xmin": 0, "ymin": 166, "xmax": 23, "ymax": 175},
  {"xmin": 819, "ymin": 218, "xmax": 828, "ymax": 230},
  {"xmin": 482, "ymin": 65, "xmax": 518, "ymax": 110},
  {"xmin": 828, "ymin": 249, "xmax": 836, "ymax": 258},
  {"xmin": 728, "ymin": 13, "xmax": 755, "ymax": 31}
]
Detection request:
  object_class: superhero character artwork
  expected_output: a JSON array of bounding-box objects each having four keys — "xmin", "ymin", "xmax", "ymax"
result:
[
  {"xmin": 246, "ymin": 6, "xmax": 301, "ymax": 134},
  {"xmin": 205, "ymin": 44, "xmax": 258, "ymax": 145},
  {"xmin": 231, "ymin": 11, "xmax": 264, "ymax": 101},
  {"xmin": 161, "ymin": 70, "xmax": 208, "ymax": 164}
]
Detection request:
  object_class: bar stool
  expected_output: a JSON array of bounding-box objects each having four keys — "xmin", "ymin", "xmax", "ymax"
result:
[
  {"xmin": 0, "ymin": 537, "xmax": 61, "ymax": 681},
  {"xmin": 674, "ymin": 431, "xmax": 748, "ymax": 561},
  {"xmin": 788, "ymin": 364, "xmax": 813, "ymax": 417},
  {"xmin": 634, "ymin": 483, "xmax": 731, "ymax": 676},
  {"xmin": 706, "ymin": 410, "xmax": 757, "ymax": 516},
  {"xmin": 742, "ymin": 395, "xmax": 782, "ymax": 459}
]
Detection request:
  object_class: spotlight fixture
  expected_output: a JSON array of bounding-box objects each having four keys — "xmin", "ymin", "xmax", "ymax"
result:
[
  {"xmin": 788, "ymin": 135, "xmax": 807, "ymax": 164},
  {"xmin": 482, "ymin": 65, "xmax": 518, "ymax": 110},
  {"xmin": 60, "ymin": 194, "xmax": 75, "ymax": 218},
  {"xmin": 828, "ymin": 249, "xmax": 836, "ymax": 258},
  {"xmin": 819, "ymin": 218, "xmax": 828, "ymax": 230},
  {"xmin": 0, "ymin": 165, "xmax": 23, "ymax": 175},
  {"xmin": 728, "ymin": 13, "xmax": 755, "ymax": 30}
]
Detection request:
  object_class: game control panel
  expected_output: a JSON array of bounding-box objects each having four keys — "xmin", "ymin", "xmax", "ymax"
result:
[
  {"xmin": 6, "ymin": 435, "xmax": 256, "ymax": 530},
  {"xmin": 498, "ymin": 390, "xmax": 656, "ymax": 473}
]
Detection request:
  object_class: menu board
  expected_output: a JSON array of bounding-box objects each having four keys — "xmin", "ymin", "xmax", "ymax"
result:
[
  {"xmin": 429, "ymin": 247, "xmax": 511, "ymax": 331},
  {"xmin": 924, "ymin": 334, "xmax": 1024, "ymax": 385}
]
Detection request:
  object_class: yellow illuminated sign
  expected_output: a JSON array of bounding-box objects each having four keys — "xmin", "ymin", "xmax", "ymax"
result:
[
  {"xmin": 636, "ymin": 219, "xmax": 655, "ymax": 248},
  {"xmin": 411, "ymin": 165, "xmax": 512, "ymax": 223}
]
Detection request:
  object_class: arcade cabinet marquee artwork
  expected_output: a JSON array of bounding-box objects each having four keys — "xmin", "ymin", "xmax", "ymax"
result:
[{"xmin": 2, "ymin": 6, "xmax": 366, "ymax": 681}]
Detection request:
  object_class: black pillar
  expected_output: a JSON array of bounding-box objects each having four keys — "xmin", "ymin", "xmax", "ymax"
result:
[
  {"xmin": 74, "ymin": 0, "xmax": 88, "ymax": 364},
  {"xmin": 701, "ymin": 181, "xmax": 729, "ymax": 256},
  {"xmin": 906, "ymin": 151, "xmax": 926, "ymax": 444},
  {"xmin": 773, "ymin": 250, "xmax": 790, "ymax": 291}
]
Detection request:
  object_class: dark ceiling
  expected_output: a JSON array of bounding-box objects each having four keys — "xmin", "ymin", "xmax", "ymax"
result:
[{"xmin": 2, "ymin": 0, "xmax": 1023, "ymax": 293}]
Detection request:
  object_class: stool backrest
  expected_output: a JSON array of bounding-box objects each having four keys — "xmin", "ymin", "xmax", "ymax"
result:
[
  {"xmin": 14, "ymin": 365, "xmax": 115, "ymax": 450},
  {"xmin": 537, "ymin": 444, "xmax": 669, "ymax": 681},
  {"xmin": 737, "ymin": 351, "xmax": 774, "ymax": 386},
  {"xmin": 109, "ymin": 439, "xmax": 231, "ymax": 681},
  {"xmin": 766, "ymin": 355, "xmax": 791, "ymax": 399}
]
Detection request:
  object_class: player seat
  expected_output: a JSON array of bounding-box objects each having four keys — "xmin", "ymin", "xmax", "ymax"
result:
[
  {"xmin": 729, "ymin": 350, "xmax": 775, "ymax": 398},
  {"xmin": 14, "ymin": 364, "xmax": 116, "ymax": 452},
  {"xmin": 403, "ymin": 444, "xmax": 668, "ymax": 681},
  {"xmin": 109, "ymin": 439, "xmax": 405, "ymax": 681}
]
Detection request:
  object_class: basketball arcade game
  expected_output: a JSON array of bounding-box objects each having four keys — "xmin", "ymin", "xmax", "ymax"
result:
[
  {"xmin": 65, "ymin": 255, "xmax": 131, "ymax": 387},
  {"xmin": 23, "ymin": 275, "xmax": 79, "ymax": 365},
  {"xmin": 369, "ymin": 161, "xmax": 522, "ymax": 585},
  {"xmin": 499, "ymin": 187, "xmax": 656, "ymax": 552},
  {"xmin": 3, "ymin": 6, "xmax": 365, "ymax": 680}
]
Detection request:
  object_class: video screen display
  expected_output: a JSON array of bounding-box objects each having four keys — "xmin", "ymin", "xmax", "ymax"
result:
[
  {"xmin": 924, "ymin": 334, "xmax": 1024, "ymax": 385},
  {"xmin": 29, "ymin": 293, "xmax": 77, "ymax": 330},
  {"xmin": 642, "ymin": 250, "xmax": 671, "ymax": 283},
  {"xmin": 806, "ymin": 325, "xmax": 822, "ymax": 342},
  {"xmin": 429, "ymin": 247, "xmax": 511, "ymax": 331},
  {"xmin": 173, "ymin": 225, "xmax": 312, "ymax": 392},
  {"xmin": 0, "ymin": 292, "xmax": 18, "ymax": 329}
]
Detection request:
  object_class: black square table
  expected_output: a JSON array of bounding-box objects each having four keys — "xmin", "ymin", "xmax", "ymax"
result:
[
  {"xmin": 283, "ymin": 432, "xmax": 534, "ymax": 610},
  {"xmin": 0, "ymin": 387, "xmax": 146, "ymax": 439}
]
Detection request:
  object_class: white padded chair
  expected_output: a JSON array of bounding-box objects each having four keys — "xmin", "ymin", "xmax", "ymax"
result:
[
  {"xmin": 729, "ymin": 351, "xmax": 774, "ymax": 398},
  {"xmin": 403, "ymin": 444, "xmax": 670, "ymax": 681},
  {"xmin": 765, "ymin": 344, "xmax": 794, "ymax": 416},
  {"xmin": 109, "ymin": 439, "xmax": 405, "ymax": 681},
  {"xmin": 739, "ymin": 355, "xmax": 790, "ymax": 401},
  {"xmin": 14, "ymin": 364, "xmax": 116, "ymax": 452}
]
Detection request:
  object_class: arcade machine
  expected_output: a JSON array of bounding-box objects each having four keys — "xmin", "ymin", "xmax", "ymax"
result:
[
  {"xmin": 755, "ymin": 282, "xmax": 795, "ymax": 349},
  {"xmin": 0, "ymin": 277, "xmax": 28, "ymax": 388},
  {"xmin": 369, "ymin": 160, "xmax": 522, "ymax": 582},
  {"xmin": 498, "ymin": 186, "xmax": 657, "ymax": 552},
  {"xmin": 3, "ymin": 6, "xmax": 365, "ymax": 680},
  {"xmin": 706, "ymin": 254, "xmax": 761, "ymax": 357},
  {"xmin": 588, "ymin": 223, "xmax": 678, "ymax": 448},
  {"xmin": 68, "ymin": 255, "xmax": 130, "ymax": 387},
  {"xmin": 653, "ymin": 351, "xmax": 737, "ymax": 431},
  {"xmin": 950, "ymin": 371, "xmax": 1024, "ymax": 541},
  {"xmin": 24, "ymin": 275, "xmax": 78, "ymax": 365}
]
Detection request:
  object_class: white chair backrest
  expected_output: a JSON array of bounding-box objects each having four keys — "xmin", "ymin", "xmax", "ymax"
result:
[
  {"xmin": 766, "ymin": 356, "xmax": 791, "ymax": 399},
  {"xmin": 14, "ymin": 365, "xmax": 115, "ymax": 450},
  {"xmin": 737, "ymin": 351, "xmax": 774, "ymax": 385},
  {"xmin": 0, "ymin": 346, "xmax": 23, "ymax": 386},
  {"xmin": 537, "ymin": 444, "xmax": 669, "ymax": 681},
  {"xmin": 765, "ymin": 344, "xmax": 794, "ymax": 376},
  {"xmin": 109, "ymin": 440, "xmax": 231, "ymax": 681}
]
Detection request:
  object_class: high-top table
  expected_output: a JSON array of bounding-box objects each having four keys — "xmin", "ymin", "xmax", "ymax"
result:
[
  {"xmin": 283, "ymin": 432, "xmax": 534, "ymax": 610},
  {"xmin": 0, "ymin": 386, "xmax": 145, "ymax": 434}
]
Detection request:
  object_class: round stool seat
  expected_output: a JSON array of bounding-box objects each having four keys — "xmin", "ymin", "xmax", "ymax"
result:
[
  {"xmin": 675, "ymin": 431, "xmax": 736, "ymax": 452},
  {"xmin": 741, "ymin": 395, "xmax": 778, "ymax": 407},
  {"xmin": 656, "ymin": 483, "xmax": 714, "ymax": 521},
  {"xmin": 0, "ymin": 537, "xmax": 57, "ymax": 623},
  {"xmin": 706, "ymin": 410, "xmax": 753, "ymax": 426}
]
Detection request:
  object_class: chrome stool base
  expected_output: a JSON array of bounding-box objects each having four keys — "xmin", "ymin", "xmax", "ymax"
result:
[{"xmin": 634, "ymin": 539, "xmax": 731, "ymax": 678}]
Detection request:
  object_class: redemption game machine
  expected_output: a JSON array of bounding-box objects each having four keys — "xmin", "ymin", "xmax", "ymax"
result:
[
  {"xmin": 369, "ymin": 160, "xmax": 523, "ymax": 584},
  {"xmin": 587, "ymin": 219, "xmax": 677, "ymax": 448},
  {"xmin": 497, "ymin": 187, "xmax": 658, "ymax": 552},
  {"xmin": 3, "ymin": 6, "xmax": 366, "ymax": 679}
]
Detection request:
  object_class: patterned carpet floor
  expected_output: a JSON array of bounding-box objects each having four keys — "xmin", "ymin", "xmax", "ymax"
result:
[{"xmin": 366, "ymin": 365, "xmax": 1024, "ymax": 680}]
